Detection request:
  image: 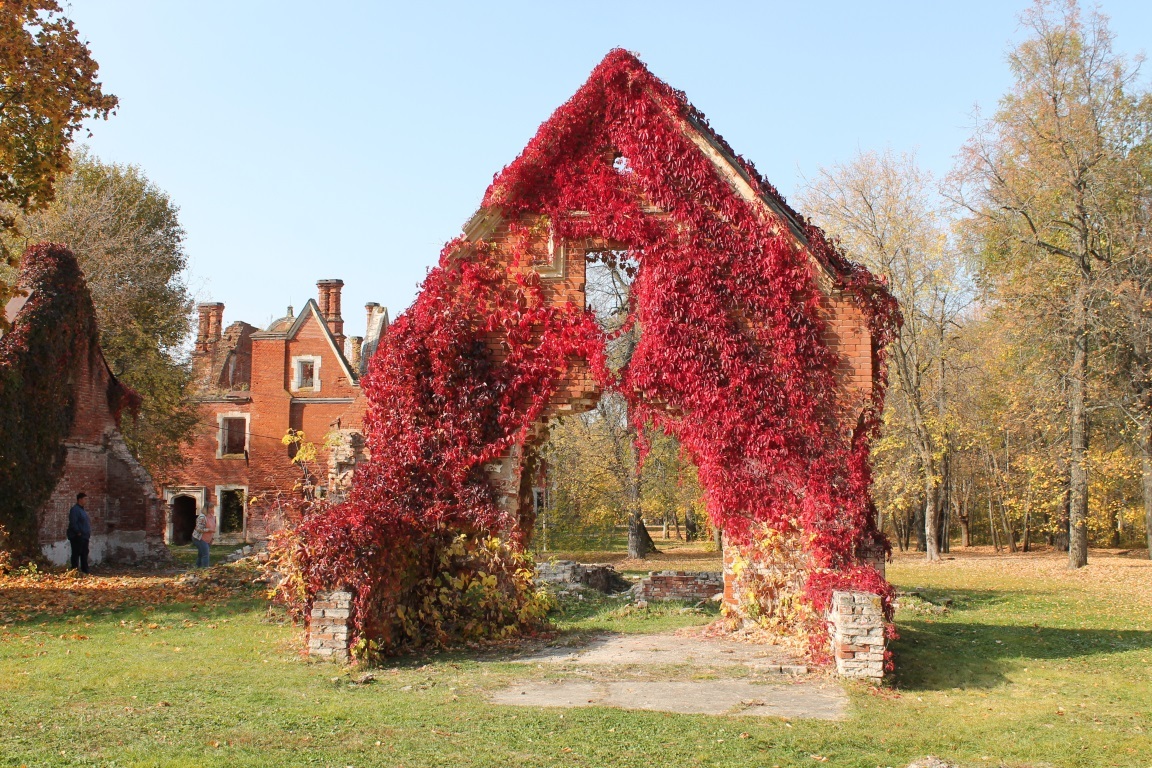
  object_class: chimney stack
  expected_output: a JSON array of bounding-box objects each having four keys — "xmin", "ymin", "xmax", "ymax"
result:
[
  {"xmin": 316, "ymin": 279, "xmax": 345, "ymax": 351},
  {"xmin": 365, "ymin": 302, "xmax": 380, "ymax": 333},
  {"xmin": 196, "ymin": 302, "xmax": 224, "ymax": 353}
]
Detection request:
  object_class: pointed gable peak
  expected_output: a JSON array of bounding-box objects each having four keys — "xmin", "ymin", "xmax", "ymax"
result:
[
  {"xmin": 477, "ymin": 49, "xmax": 866, "ymax": 283},
  {"xmin": 286, "ymin": 299, "xmax": 359, "ymax": 385}
]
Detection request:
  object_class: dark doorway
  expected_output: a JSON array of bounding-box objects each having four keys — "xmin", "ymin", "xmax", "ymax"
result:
[{"xmin": 171, "ymin": 496, "xmax": 197, "ymax": 544}]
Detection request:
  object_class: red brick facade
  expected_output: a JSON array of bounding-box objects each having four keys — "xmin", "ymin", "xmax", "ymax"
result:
[{"xmin": 164, "ymin": 281, "xmax": 386, "ymax": 545}]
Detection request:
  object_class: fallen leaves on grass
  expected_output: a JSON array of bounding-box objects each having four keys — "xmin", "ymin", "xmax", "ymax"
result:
[{"xmin": 0, "ymin": 567, "xmax": 258, "ymax": 625}]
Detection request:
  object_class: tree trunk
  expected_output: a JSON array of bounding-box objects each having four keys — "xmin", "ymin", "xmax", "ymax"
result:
[
  {"xmin": 914, "ymin": 498, "xmax": 927, "ymax": 552},
  {"xmin": 924, "ymin": 476, "xmax": 943, "ymax": 560},
  {"xmin": 1142, "ymin": 422, "xmax": 1152, "ymax": 559},
  {"xmin": 1109, "ymin": 497, "xmax": 1120, "ymax": 548},
  {"xmin": 1068, "ymin": 278, "xmax": 1090, "ymax": 569},
  {"xmin": 684, "ymin": 507, "xmax": 697, "ymax": 541},
  {"xmin": 958, "ymin": 492, "xmax": 971, "ymax": 547},
  {"xmin": 626, "ymin": 464, "xmax": 656, "ymax": 559},
  {"xmin": 894, "ymin": 511, "xmax": 909, "ymax": 552},
  {"xmin": 988, "ymin": 496, "xmax": 1000, "ymax": 552},
  {"xmin": 1053, "ymin": 484, "xmax": 1070, "ymax": 551},
  {"xmin": 1000, "ymin": 502, "xmax": 1018, "ymax": 553},
  {"xmin": 628, "ymin": 512, "xmax": 657, "ymax": 559},
  {"xmin": 713, "ymin": 524, "xmax": 723, "ymax": 553}
]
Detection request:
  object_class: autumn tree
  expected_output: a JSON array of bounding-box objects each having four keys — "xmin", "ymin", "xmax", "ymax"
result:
[
  {"xmin": 951, "ymin": 0, "xmax": 1148, "ymax": 567},
  {"xmin": 0, "ymin": 0, "xmax": 117, "ymax": 326},
  {"xmin": 799, "ymin": 150, "xmax": 969, "ymax": 561},
  {"xmin": 19, "ymin": 151, "xmax": 197, "ymax": 482},
  {"xmin": 1096, "ymin": 131, "xmax": 1152, "ymax": 556},
  {"xmin": 538, "ymin": 397, "xmax": 705, "ymax": 555}
]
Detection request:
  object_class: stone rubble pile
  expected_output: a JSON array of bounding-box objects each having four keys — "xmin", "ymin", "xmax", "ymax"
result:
[{"xmin": 534, "ymin": 561, "xmax": 631, "ymax": 593}]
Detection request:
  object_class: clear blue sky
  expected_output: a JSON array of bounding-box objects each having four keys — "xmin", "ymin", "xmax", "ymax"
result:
[{"xmin": 68, "ymin": 1, "xmax": 1152, "ymax": 338}]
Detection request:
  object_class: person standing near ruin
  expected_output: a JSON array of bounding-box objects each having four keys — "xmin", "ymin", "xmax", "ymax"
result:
[
  {"xmin": 67, "ymin": 492, "xmax": 91, "ymax": 574},
  {"xmin": 191, "ymin": 506, "xmax": 216, "ymax": 568}
]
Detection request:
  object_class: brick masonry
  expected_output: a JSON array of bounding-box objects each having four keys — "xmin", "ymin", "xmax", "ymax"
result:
[
  {"xmin": 828, "ymin": 591, "xmax": 886, "ymax": 680},
  {"xmin": 633, "ymin": 571, "xmax": 723, "ymax": 602},
  {"xmin": 308, "ymin": 589, "xmax": 352, "ymax": 662},
  {"xmin": 5, "ymin": 263, "xmax": 166, "ymax": 567},
  {"xmin": 166, "ymin": 282, "xmax": 385, "ymax": 546}
]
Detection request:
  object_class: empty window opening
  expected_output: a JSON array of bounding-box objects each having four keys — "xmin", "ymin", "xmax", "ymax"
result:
[
  {"xmin": 586, "ymin": 250, "xmax": 639, "ymax": 372},
  {"xmin": 297, "ymin": 359, "xmax": 315, "ymax": 389},
  {"xmin": 221, "ymin": 417, "xmax": 246, "ymax": 455},
  {"xmin": 220, "ymin": 489, "xmax": 245, "ymax": 534},
  {"xmin": 612, "ymin": 154, "xmax": 632, "ymax": 174}
]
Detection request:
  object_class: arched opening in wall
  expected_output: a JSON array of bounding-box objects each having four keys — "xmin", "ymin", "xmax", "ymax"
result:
[
  {"xmin": 528, "ymin": 249, "xmax": 714, "ymax": 561},
  {"xmin": 171, "ymin": 495, "xmax": 197, "ymax": 545},
  {"xmin": 533, "ymin": 394, "xmax": 711, "ymax": 559}
]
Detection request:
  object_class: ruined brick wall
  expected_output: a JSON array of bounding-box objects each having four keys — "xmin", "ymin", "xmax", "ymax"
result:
[
  {"xmin": 828, "ymin": 591, "xmax": 886, "ymax": 680},
  {"xmin": 475, "ymin": 217, "xmax": 600, "ymax": 535},
  {"xmin": 719, "ymin": 275, "xmax": 882, "ymax": 632},
  {"xmin": 37, "ymin": 343, "xmax": 164, "ymax": 566},
  {"xmin": 633, "ymin": 571, "xmax": 723, "ymax": 602},
  {"xmin": 722, "ymin": 528, "xmax": 811, "ymax": 625},
  {"xmin": 308, "ymin": 589, "xmax": 352, "ymax": 662}
]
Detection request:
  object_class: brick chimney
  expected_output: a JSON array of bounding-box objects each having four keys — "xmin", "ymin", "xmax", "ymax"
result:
[
  {"xmin": 365, "ymin": 302, "xmax": 380, "ymax": 334},
  {"xmin": 316, "ymin": 279, "xmax": 345, "ymax": 350},
  {"xmin": 195, "ymin": 302, "xmax": 224, "ymax": 354}
]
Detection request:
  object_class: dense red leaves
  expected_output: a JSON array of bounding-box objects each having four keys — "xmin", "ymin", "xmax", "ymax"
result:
[
  {"xmin": 286, "ymin": 49, "xmax": 898, "ymax": 651},
  {"xmin": 280, "ymin": 241, "xmax": 601, "ymax": 650}
]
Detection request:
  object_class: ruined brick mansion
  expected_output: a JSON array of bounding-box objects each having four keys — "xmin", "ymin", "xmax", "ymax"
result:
[{"xmin": 162, "ymin": 281, "xmax": 388, "ymax": 545}]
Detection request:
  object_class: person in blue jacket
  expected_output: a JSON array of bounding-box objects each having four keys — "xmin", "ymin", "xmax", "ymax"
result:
[{"xmin": 67, "ymin": 492, "xmax": 91, "ymax": 574}]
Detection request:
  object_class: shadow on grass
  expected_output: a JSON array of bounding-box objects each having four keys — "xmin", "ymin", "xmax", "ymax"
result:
[
  {"xmin": 896, "ymin": 587, "xmax": 1023, "ymax": 614},
  {"xmin": 891, "ymin": 619, "xmax": 1152, "ymax": 691}
]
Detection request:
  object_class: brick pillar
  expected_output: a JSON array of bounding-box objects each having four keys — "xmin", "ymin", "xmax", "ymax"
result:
[
  {"xmin": 308, "ymin": 590, "xmax": 352, "ymax": 662},
  {"xmin": 828, "ymin": 591, "xmax": 886, "ymax": 680}
]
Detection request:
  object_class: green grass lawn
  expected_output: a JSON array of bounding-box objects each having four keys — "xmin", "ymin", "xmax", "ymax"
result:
[{"xmin": 2, "ymin": 550, "xmax": 1150, "ymax": 767}]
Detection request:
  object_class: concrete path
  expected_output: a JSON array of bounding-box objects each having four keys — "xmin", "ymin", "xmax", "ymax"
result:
[
  {"xmin": 490, "ymin": 678, "xmax": 848, "ymax": 718},
  {"xmin": 490, "ymin": 628, "xmax": 848, "ymax": 719},
  {"xmin": 509, "ymin": 630, "xmax": 808, "ymax": 674}
]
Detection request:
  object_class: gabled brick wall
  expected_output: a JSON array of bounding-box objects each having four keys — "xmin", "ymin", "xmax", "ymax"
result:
[{"xmin": 168, "ymin": 281, "xmax": 381, "ymax": 544}]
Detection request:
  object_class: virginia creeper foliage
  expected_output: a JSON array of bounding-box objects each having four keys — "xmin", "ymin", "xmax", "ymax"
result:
[
  {"xmin": 281, "ymin": 50, "xmax": 899, "ymax": 654},
  {"xmin": 0, "ymin": 243, "xmax": 139, "ymax": 556}
]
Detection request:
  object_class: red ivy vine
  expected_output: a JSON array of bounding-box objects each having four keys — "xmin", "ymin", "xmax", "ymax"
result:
[
  {"xmin": 0, "ymin": 243, "xmax": 139, "ymax": 557},
  {"xmin": 279, "ymin": 49, "xmax": 900, "ymax": 655}
]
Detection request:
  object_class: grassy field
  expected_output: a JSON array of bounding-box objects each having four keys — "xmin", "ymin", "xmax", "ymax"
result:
[{"xmin": 1, "ymin": 547, "xmax": 1150, "ymax": 767}]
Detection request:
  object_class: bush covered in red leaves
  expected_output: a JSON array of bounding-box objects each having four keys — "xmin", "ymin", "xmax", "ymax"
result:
[{"xmin": 275, "ymin": 50, "xmax": 898, "ymax": 655}]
